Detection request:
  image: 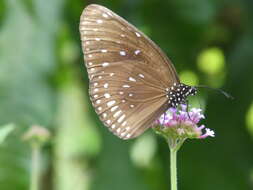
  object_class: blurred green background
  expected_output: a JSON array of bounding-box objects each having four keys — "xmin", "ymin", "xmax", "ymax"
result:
[{"xmin": 0, "ymin": 0, "xmax": 253, "ymax": 189}]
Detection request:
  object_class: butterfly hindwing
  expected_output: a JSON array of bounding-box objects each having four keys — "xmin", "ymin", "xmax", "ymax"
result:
[{"xmin": 80, "ymin": 4, "xmax": 179, "ymax": 139}]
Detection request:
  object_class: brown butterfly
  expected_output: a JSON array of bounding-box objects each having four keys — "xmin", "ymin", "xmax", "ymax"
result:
[{"xmin": 79, "ymin": 4, "xmax": 197, "ymax": 140}]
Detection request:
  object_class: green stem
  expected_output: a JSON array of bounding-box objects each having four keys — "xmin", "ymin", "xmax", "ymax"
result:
[
  {"xmin": 168, "ymin": 138, "xmax": 185, "ymax": 190},
  {"xmin": 170, "ymin": 148, "xmax": 177, "ymax": 190},
  {"xmin": 30, "ymin": 144, "xmax": 40, "ymax": 190}
]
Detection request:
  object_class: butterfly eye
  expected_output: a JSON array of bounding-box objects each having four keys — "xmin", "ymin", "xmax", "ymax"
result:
[{"xmin": 80, "ymin": 4, "xmax": 195, "ymax": 139}]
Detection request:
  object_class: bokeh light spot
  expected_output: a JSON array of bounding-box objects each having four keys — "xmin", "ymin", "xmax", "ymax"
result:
[
  {"xmin": 197, "ymin": 47, "xmax": 225, "ymax": 75},
  {"xmin": 130, "ymin": 133, "xmax": 157, "ymax": 168},
  {"xmin": 179, "ymin": 70, "xmax": 199, "ymax": 86},
  {"xmin": 246, "ymin": 102, "xmax": 253, "ymax": 137}
]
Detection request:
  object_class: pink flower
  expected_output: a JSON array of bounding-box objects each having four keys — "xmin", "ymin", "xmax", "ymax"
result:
[{"xmin": 154, "ymin": 105, "xmax": 215, "ymax": 140}]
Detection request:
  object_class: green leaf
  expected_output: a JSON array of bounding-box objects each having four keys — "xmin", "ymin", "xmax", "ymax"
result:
[{"xmin": 0, "ymin": 123, "xmax": 15, "ymax": 144}]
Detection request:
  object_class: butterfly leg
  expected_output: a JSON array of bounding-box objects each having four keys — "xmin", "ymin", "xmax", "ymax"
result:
[
  {"xmin": 185, "ymin": 100, "xmax": 192, "ymax": 121},
  {"xmin": 162, "ymin": 113, "xmax": 166, "ymax": 125}
]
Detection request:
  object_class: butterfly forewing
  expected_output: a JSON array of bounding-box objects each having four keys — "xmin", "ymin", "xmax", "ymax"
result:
[{"xmin": 80, "ymin": 4, "xmax": 179, "ymax": 139}]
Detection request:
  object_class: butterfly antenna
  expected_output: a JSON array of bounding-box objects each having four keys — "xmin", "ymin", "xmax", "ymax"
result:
[{"xmin": 195, "ymin": 85, "xmax": 234, "ymax": 100}]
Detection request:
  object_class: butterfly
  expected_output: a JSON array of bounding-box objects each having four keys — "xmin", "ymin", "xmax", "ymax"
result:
[{"xmin": 79, "ymin": 4, "xmax": 197, "ymax": 140}]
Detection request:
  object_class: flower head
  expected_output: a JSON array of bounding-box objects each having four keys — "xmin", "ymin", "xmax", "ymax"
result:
[
  {"xmin": 154, "ymin": 105, "xmax": 214, "ymax": 146},
  {"xmin": 23, "ymin": 125, "xmax": 51, "ymax": 146}
]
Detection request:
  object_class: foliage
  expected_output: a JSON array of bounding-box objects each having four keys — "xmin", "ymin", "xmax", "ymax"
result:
[
  {"xmin": 0, "ymin": 0, "xmax": 253, "ymax": 190},
  {"xmin": 0, "ymin": 123, "xmax": 15, "ymax": 144}
]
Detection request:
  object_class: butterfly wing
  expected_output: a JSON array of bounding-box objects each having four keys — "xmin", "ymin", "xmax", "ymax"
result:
[{"xmin": 80, "ymin": 4, "xmax": 179, "ymax": 139}]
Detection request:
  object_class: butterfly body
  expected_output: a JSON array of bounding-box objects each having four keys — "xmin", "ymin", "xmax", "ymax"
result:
[
  {"xmin": 80, "ymin": 4, "xmax": 197, "ymax": 140},
  {"xmin": 166, "ymin": 83, "xmax": 197, "ymax": 108}
]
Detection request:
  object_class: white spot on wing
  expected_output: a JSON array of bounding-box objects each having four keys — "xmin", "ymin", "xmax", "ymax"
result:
[
  {"xmin": 135, "ymin": 32, "xmax": 141, "ymax": 37},
  {"xmin": 107, "ymin": 12, "xmax": 113, "ymax": 16},
  {"xmin": 117, "ymin": 128, "xmax": 121, "ymax": 133},
  {"xmin": 97, "ymin": 19, "xmax": 103, "ymax": 24},
  {"xmin": 122, "ymin": 121, "xmax": 127, "ymax": 127},
  {"xmin": 102, "ymin": 62, "xmax": 109, "ymax": 67},
  {"xmin": 96, "ymin": 99, "xmax": 101, "ymax": 104},
  {"xmin": 111, "ymin": 106, "xmax": 118, "ymax": 112},
  {"xmin": 117, "ymin": 114, "xmax": 126, "ymax": 123},
  {"xmin": 120, "ymin": 132, "xmax": 126, "ymax": 137},
  {"xmin": 123, "ymin": 84, "xmax": 130, "ymax": 88},
  {"xmin": 135, "ymin": 50, "xmax": 141, "ymax": 55},
  {"xmin": 102, "ymin": 13, "xmax": 108, "ymax": 18},
  {"xmin": 104, "ymin": 83, "xmax": 109, "ymax": 88},
  {"xmin": 101, "ymin": 49, "xmax": 107, "ymax": 53},
  {"xmin": 138, "ymin": 74, "xmax": 145, "ymax": 78},
  {"xmin": 104, "ymin": 93, "xmax": 111, "ymax": 98},
  {"xmin": 113, "ymin": 110, "xmax": 122, "ymax": 118},
  {"xmin": 120, "ymin": 51, "xmax": 126, "ymax": 56},
  {"xmin": 107, "ymin": 100, "xmax": 116, "ymax": 107},
  {"xmin": 128, "ymin": 77, "xmax": 136, "ymax": 82}
]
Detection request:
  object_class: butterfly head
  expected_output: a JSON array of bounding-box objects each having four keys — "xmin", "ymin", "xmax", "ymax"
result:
[{"xmin": 167, "ymin": 83, "xmax": 197, "ymax": 108}]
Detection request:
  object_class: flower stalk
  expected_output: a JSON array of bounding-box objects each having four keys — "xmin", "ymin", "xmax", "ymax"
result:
[
  {"xmin": 23, "ymin": 125, "xmax": 51, "ymax": 190},
  {"xmin": 30, "ymin": 143, "xmax": 41, "ymax": 190},
  {"xmin": 153, "ymin": 105, "xmax": 215, "ymax": 190},
  {"xmin": 170, "ymin": 147, "xmax": 177, "ymax": 190},
  {"xmin": 168, "ymin": 138, "xmax": 185, "ymax": 190}
]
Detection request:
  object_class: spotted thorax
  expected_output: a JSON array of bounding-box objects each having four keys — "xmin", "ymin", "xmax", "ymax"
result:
[{"xmin": 166, "ymin": 83, "xmax": 197, "ymax": 108}]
